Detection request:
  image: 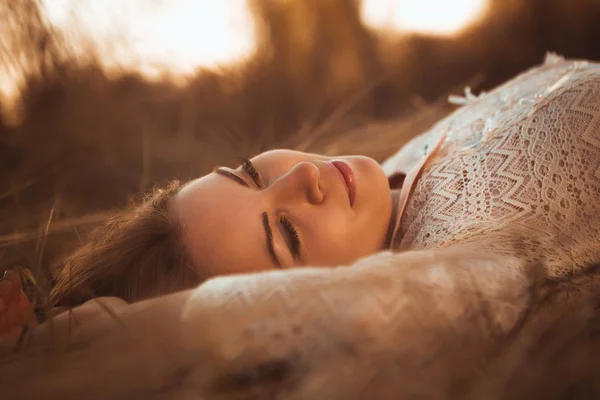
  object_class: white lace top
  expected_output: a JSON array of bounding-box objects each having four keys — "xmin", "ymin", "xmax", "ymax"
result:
[
  {"xmin": 383, "ymin": 55, "xmax": 600, "ymax": 286},
  {"xmin": 9, "ymin": 57, "xmax": 597, "ymax": 399}
]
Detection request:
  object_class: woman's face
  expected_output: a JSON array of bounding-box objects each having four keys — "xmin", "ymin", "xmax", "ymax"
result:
[{"xmin": 174, "ymin": 150, "xmax": 392, "ymax": 277}]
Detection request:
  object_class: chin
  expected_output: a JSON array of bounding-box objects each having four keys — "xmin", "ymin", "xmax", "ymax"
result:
[{"xmin": 346, "ymin": 155, "xmax": 391, "ymax": 211}]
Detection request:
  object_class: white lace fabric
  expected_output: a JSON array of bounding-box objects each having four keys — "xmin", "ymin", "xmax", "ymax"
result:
[
  {"xmin": 385, "ymin": 56, "xmax": 600, "ymax": 283},
  {"xmin": 9, "ymin": 58, "xmax": 600, "ymax": 398}
]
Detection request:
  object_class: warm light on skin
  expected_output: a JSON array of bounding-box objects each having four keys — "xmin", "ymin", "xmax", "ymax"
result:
[
  {"xmin": 361, "ymin": 0, "xmax": 489, "ymax": 36},
  {"xmin": 42, "ymin": 0, "xmax": 256, "ymax": 75}
]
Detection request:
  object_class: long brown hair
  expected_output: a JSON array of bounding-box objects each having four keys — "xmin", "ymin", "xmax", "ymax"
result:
[{"xmin": 48, "ymin": 181, "xmax": 202, "ymax": 307}]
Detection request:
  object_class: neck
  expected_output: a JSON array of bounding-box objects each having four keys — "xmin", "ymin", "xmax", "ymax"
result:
[{"xmin": 385, "ymin": 188, "xmax": 402, "ymax": 249}]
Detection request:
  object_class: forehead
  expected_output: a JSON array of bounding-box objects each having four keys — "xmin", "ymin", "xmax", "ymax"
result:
[{"xmin": 174, "ymin": 173, "xmax": 273, "ymax": 277}]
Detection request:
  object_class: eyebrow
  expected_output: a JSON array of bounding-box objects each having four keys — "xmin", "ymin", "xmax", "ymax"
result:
[
  {"xmin": 214, "ymin": 166, "xmax": 281, "ymax": 267},
  {"xmin": 214, "ymin": 167, "xmax": 249, "ymax": 187}
]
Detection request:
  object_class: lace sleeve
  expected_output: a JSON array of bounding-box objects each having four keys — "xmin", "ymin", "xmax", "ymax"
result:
[
  {"xmin": 1, "ymin": 246, "xmax": 532, "ymax": 398},
  {"xmin": 178, "ymin": 246, "xmax": 532, "ymax": 397}
]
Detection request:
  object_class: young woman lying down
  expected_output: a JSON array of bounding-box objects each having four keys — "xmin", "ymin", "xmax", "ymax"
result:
[{"xmin": 2, "ymin": 55, "xmax": 600, "ymax": 398}]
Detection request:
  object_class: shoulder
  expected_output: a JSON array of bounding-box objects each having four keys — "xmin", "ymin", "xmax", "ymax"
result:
[
  {"xmin": 535, "ymin": 63, "xmax": 600, "ymax": 110},
  {"xmin": 526, "ymin": 63, "xmax": 600, "ymax": 144},
  {"xmin": 384, "ymin": 57, "xmax": 600, "ymax": 177},
  {"xmin": 381, "ymin": 126, "xmax": 445, "ymax": 177}
]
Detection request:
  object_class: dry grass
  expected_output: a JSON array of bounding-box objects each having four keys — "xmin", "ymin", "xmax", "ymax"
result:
[
  {"xmin": 1, "ymin": 0, "xmax": 600, "ymax": 396},
  {"xmin": 2, "ymin": 0, "xmax": 600, "ymax": 276},
  {"xmin": 1, "ymin": 0, "xmax": 599, "ymax": 281}
]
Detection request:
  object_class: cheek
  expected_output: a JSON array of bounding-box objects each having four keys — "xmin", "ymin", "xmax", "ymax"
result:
[
  {"xmin": 301, "ymin": 206, "xmax": 387, "ymax": 266},
  {"xmin": 304, "ymin": 211, "xmax": 356, "ymax": 252},
  {"xmin": 307, "ymin": 228, "xmax": 364, "ymax": 267}
]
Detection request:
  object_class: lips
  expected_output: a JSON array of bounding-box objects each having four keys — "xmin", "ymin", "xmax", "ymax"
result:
[{"xmin": 331, "ymin": 160, "xmax": 356, "ymax": 207}]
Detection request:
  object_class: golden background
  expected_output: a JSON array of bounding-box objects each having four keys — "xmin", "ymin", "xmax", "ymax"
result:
[{"xmin": 1, "ymin": 0, "xmax": 599, "ymax": 285}]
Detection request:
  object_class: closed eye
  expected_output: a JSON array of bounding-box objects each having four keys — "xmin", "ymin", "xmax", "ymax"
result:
[
  {"xmin": 240, "ymin": 158, "xmax": 263, "ymax": 188},
  {"xmin": 214, "ymin": 164, "xmax": 285, "ymax": 267},
  {"xmin": 279, "ymin": 215, "xmax": 301, "ymax": 260}
]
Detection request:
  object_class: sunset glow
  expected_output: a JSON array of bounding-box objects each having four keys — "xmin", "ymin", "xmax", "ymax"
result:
[
  {"xmin": 41, "ymin": 0, "xmax": 489, "ymax": 76},
  {"xmin": 361, "ymin": 0, "xmax": 489, "ymax": 36},
  {"xmin": 1, "ymin": 0, "xmax": 490, "ymax": 114},
  {"xmin": 42, "ymin": 0, "xmax": 256, "ymax": 76}
]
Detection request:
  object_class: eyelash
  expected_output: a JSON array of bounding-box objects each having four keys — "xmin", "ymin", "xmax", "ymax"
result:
[
  {"xmin": 241, "ymin": 158, "xmax": 262, "ymax": 187},
  {"xmin": 241, "ymin": 158, "xmax": 302, "ymax": 260},
  {"xmin": 279, "ymin": 215, "xmax": 301, "ymax": 260}
]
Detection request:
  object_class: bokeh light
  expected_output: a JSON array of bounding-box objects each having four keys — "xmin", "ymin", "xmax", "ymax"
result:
[
  {"xmin": 42, "ymin": 0, "xmax": 256, "ymax": 75},
  {"xmin": 1, "ymin": 0, "xmax": 489, "ymax": 111},
  {"xmin": 361, "ymin": 0, "xmax": 489, "ymax": 36}
]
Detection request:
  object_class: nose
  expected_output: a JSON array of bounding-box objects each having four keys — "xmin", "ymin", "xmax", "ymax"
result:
[{"xmin": 271, "ymin": 162, "xmax": 324, "ymax": 205}]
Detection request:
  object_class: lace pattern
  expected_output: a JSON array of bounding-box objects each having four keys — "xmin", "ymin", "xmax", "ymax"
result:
[{"xmin": 387, "ymin": 57, "xmax": 600, "ymax": 283}]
